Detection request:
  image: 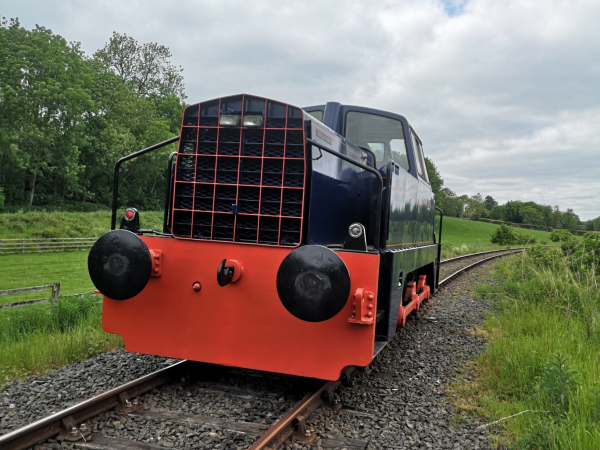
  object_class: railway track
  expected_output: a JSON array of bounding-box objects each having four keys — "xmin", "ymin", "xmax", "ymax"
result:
[{"xmin": 0, "ymin": 248, "xmax": 521, "ymax": 450}]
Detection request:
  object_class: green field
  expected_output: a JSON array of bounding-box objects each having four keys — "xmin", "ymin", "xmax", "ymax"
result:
[
  {"xmin": 0, "ymin": 251, "xmax": 92, "ymax": 305},
  {"xmin": 439, "ymin": 216, "xmax": 555, "ymax": 257}
]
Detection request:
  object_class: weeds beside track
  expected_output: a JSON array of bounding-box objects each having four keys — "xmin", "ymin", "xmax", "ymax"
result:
[{"xmin": 451, "ymin": 236, "xmax": 600, "ymax": 449}]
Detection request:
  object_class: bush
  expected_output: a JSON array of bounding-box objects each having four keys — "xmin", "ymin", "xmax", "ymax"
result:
[
  {"xmin": 491, "ymin": 224, "xmax": 515, "ymax": 245},
  {"xmin": 514, "ymin": 231, "xmax": 537, "ymax": 245},
  {"xmin": 0, "ymin": 187, "xmax": 4, "ymax": 211},
  {"xmin": 551, "ymin": 229, "xmax": 573, "ymax": 242},
  {"xmin": 491, "ymin": 224, "xmax": 537, "ymax": 245}
]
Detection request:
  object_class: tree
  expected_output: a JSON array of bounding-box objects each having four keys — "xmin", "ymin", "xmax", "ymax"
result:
[
  {"xmin": 94, "ymin": 32, "xmax": 185, "ymax": 101},
  {"xmin": 0, "ymin": 18, "xmax": 94, "ymax": 204},
  {"xmin": 484, "ymin": 195, "xmax": 498, "ymax": 210},
  {"xmin": 424, "ymin": 157, "xmax": 443, "ymax": 201},
  {"xmin": 437, "ymin": 188, "xmax": 467, "ymax": 217},
  {"xmin": 505, "ymin": 201, "xmax": 524, "ymax": 223},
  {"xmin": 520, "ymin": 206, "xmax": 543, "ymax": 226},
  {"xmin": 465, "ymin": 193, "xmax": 488, "ymax": 220}
]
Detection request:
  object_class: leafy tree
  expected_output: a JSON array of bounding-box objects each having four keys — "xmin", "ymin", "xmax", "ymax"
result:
[
  {"xmin": 505, "ymin": 201, "xmax": 524, "ymax": 223},
  {"xmin": 484, "ymin": 195, "xmax": 498, "ymax": 210},
  {"xmin": 436, "ymin": 188, "xmax": 467, "ymax": 217},
  {"xmin": 94, "ymin": 32, "xmax": 185, "ymax": 101},
  {"xmin": 465, "ymin": 193, "xmax": 488, "ymax": 220},
  {"xmin": 520, "ymin": 206, "xmax": 544, "ymax": 226},
  {"xmin": 424, "ymin": 157, "xmax": 443, "ymax": 200},
  {"xmin": 0, "ymin": 18, "xmax": 94, "ymax": 204}
]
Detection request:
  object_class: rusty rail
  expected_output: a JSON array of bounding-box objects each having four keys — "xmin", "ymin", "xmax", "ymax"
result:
[
  {"xmin": 248, "ymin": 380, "xmax": 340, "ymax": 449},
  {"xmin": 439, "ymin": 248, "xmax": 523, "ymax": 286},
  {"xmin": 0, "ymin": 361, "xmax": 190, "ymax": 450}
]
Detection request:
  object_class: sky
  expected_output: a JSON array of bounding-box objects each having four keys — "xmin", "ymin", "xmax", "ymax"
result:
[{"xmin": 4, "ymin": 0, "xmax": 599, "ymax": 219}]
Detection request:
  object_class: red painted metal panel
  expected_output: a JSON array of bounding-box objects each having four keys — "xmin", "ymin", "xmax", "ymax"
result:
[{"xmin": 102, "ymin": 237, "xmax": 380, "ymax": 380}]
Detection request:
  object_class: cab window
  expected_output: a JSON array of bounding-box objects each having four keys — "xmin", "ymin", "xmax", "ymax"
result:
[
  {"xmin": 345, "ymin": 112, "xmax": 409, "ymax": 171},
  {"xmin": 410, "ymin": 131, "xmax": 429, "ymax": 183},
  {"xmin": 307, "ymin": 110, "xmax": 324, "ymax": 121}
]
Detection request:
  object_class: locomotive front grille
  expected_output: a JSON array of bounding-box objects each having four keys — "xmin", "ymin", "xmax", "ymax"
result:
[{"xmin": 171, "ymin": 95, "xmax": 306, "ymax": 247}]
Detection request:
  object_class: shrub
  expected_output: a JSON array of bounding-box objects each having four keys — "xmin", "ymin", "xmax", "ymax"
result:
[
  {"xmin": 491, "ymin": 224, "xmax": 516, "ymax": 245},
  {"xmin": 514, "ymin": 231, "xmax": 537, "ymax": 245},
  {"xmin": 491, "ymin": 224, "xmax": 537, "ymax": 245},
  {"xmin": 0, "ymin": 187, "xmax": 4, "ymax": 211},
  {"xmin": 550, "ymin": 229, "xmax": 573, "ymax": 242}
]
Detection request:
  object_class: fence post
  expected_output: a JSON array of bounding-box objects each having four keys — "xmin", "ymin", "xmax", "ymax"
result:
[
  {"xmin": 0, "ymin": 239, "xmax": 2, "ymax": 254},
  {"xmin": 51, "ymin": 283, "xmax": 60, "ymax": 305},
  {"xmin": 22, "ymin": 238, "xmax": 25, "ymax": 253},
  {"xmin": 76, "ymin": 238, "xmax": 79, "ymax": 250},
  {"xmin": 62, "ymin": 238, "xmax": 65, "ymax": 251}
]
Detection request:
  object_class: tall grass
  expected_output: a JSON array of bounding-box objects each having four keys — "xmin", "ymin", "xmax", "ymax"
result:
[
  {"xmin": 0, "ymin": 296, "xmax": 122, "ymax": 387},
  {"xmin": 452, "ymin": 235, "xmax": 600, "ymax": 449}
]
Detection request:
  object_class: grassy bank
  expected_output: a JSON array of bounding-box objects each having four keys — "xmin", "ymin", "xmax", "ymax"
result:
[
  {"xmin": 451, "ymin": 235, "xmax": 600, "ymax": 449},
  {"xmin": 440, "ymin": 217, "xmax": 554, "ymax": 258},
  {"xmin": 0, "ymin": 296, "xmax": 122, "ymax": 388},
  {"xmin": 0, "ymin": 209, "xmax": 163, "ymax": 238}
]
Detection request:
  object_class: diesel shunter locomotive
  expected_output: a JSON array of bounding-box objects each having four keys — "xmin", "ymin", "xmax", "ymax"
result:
[{"xmin": 88, "ymin": 94, "xmax": 442, "ymax": 381}]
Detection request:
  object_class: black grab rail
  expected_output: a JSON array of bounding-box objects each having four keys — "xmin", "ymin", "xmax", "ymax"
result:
[
  {"xmin": 434, "ymin": 206, "xmax": 444, "ymax": 289},
  {"xmin": 111, "ymin": 136, "xmax": 180, "ymax": 231}
]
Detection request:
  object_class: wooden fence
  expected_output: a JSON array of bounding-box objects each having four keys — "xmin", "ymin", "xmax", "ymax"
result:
[
  {"xmin": 0, "ymin": 283, "xmax": 60, "ymax": 309},
  {"xmin": 0, "ymin": 237, "xmax": 97, "ymax": 254}
]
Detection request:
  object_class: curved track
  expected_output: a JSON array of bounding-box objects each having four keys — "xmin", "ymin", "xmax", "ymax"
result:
[{"xmin": 0, "ymin": 248, "xmax": 522, "ymax": 450}]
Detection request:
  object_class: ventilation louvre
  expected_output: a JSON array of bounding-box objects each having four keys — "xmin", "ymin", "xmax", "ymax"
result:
[{"xmin": 171, "ymin": 95, "xmax": 305, "ymax": 247}]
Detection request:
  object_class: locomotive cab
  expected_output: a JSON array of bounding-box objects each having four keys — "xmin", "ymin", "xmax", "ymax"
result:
[{"xmin": 88, "ymin": 94, "xmax": 441, "ymax": 380}]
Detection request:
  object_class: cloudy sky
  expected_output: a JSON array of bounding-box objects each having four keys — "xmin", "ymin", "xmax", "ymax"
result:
[{"xmin": 4, "ymin": 0, "xmax": 599, "ymax": 219}]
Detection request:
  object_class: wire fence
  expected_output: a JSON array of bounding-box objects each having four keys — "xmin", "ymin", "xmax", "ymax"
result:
[{"xmin": 0, "ymin": 237, "xmax": 97, "ymax": 254}]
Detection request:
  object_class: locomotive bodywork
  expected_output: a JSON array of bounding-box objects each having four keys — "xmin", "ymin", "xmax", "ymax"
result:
[{"xmin": 89, "ymin": 94, "xmax": 440, "ymax": 380}]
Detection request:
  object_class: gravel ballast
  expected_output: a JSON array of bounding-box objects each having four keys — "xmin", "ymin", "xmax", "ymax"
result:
[
  {"xmin": 287, "ymin": 261, "xmax": 500, "ymax": 450},
  {"xmin": 3, "ymin": 257, "xmax": 503, "ymax": 449},
  {"xmin": 0, "ymin": 350, "xmax": 169, "ymax": 435}
]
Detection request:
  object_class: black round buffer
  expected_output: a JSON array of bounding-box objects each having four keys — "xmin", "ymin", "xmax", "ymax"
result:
[
  {"xmin": 276, "ymin": 245, "xmax": 351, "ymax": 322},
  {"xmin": 88, "ymin": 229, "xmax": 152, "ymax": 300}
]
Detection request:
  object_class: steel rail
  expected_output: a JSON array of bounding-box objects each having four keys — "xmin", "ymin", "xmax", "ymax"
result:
[
  {"xmin": 441, "ymin": 247, "xmax": 524, "ymax": 264},
  {"xmin": 247, "ymin": 380, "xmax": 339, "ymax": 450},
  {"xmin": 0, "ymin": 360, "xmax": 190, "ymax": 450},
  {"xmin": 439, "ymin": 248, "xmax": 523, "ymax": 286}
]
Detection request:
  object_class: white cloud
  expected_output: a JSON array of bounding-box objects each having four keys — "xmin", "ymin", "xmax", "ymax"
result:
[{"xmin": 4, "ymin": 0, "xmax": 599, "ymax": 219}]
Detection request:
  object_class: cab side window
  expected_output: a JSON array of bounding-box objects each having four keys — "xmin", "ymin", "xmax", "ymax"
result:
[
  {"xmin": 410, "ymin": 131, "xmax": 429, "ymax": 183},
  {"xmin": 345, "ymin": 112, "xmax": 409, "ymax": 171},
  {"xmin": 307, "ymin": 110, "xmax": 324, "ymax": 121}
]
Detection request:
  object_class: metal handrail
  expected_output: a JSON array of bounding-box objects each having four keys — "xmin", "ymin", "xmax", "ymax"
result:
[
  {"xmin": 306, "ymin": 138, "xmax": 384, "ymax": 250},
  {"xmin": 111, "ymin": 136, "xmax": 180, "ymax": 230}
]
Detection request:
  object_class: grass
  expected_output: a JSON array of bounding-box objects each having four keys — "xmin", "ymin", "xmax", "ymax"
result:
[
  {"xmin": 0, "ymin": 296, "xmax": 123, "ymax": 387},
  {"xmin": 0, "ymin": 209, "xmax": 164, "ymax": 238},
  {"xmin": 440, "ymin": 217, "xmax": 556, "ymax": 258},
  {"xmin": 0, "ymin": 251, "xmax": 93, "ymax": 305},
  {"xmin": 449, "ymin": 238, "xmax": 600, "ymax": 449}
]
